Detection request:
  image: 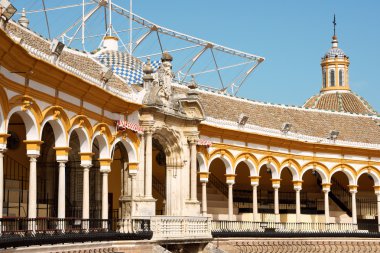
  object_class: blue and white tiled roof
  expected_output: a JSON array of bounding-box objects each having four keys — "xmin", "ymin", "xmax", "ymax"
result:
[
  {"xmin": 96, "ymin": 50, "xmax": 161, "ymax": 84},
  {"xmin": 325, "ymin": 47, "xmax": 346, "ymax": 59}
]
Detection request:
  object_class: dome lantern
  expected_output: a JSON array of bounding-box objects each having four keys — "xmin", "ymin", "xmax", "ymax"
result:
[{"xmin": 320, "ymin": 16, "xmax": 350, "ymax": 92}]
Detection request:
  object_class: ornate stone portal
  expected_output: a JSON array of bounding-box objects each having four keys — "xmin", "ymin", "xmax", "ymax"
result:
[{"xmin": 133, "ymin": 52, "xmax": 205, "ymax": 217}]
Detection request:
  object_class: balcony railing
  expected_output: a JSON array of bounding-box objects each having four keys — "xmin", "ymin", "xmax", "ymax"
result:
[
  {"xmin": 211, "ymin": 220, "xmax": 380, "ymax": 237},
  {"xmin": 0, "ymin": 218, "xmax": 152, "ymax": 248},
  {"xmin": 150, "ymin": 216, "xmax": 212, "ymax": 240}
]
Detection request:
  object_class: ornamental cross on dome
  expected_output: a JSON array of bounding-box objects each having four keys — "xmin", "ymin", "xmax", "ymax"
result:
[{"xmin": 333, "ymin": 14, "xmax": 337, "ymax": 36}]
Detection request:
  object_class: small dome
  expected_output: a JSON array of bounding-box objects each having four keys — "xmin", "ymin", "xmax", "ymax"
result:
[
  {"xmin": 303, "ymin": 91, "xmax": 377, "ymax": 115},
  {"xmin": 96, "ymin": 50, "xmax": 143, "ymax": 84},
  {"xmin": 96, "ymin": 50, "xmax": 161, "ymax": 84},
  {"xmin": 323, "ymin": 36, "xmax": 347, "ymax": 59},
  {"xmin": 325, "ymin": 47, "xmax": 346, "ymax": 59}
]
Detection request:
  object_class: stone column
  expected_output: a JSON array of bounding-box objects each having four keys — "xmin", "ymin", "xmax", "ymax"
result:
[
  {"xmin": 24, "ymin": 140, "xmax": 43, "ymax": 227},
  {"xmin": 54, "ymin": 147, "xmax": 71, "ymax": 232},
  {"xmin": 225, "ymin": 174, "xmax": 236, "ymax": 221},
  {"xmin": 349, "ymin": 185, "xmax": 358, "ymax": 225},
  {"xmin": 250, "ymin": 176, "xmax": 260, "ymax": 222},
  {"xmin": 322, "ymin": 183, "xmax": 331, "ymax": 224},
  {"xmin": 57, "ymin": 161, "xmax": 67, "ymax": 219},
  {"xmin": 271, "ymin": 179, "xmax": 281, "ymax": 222},
  {"xmin": 199, "ymin": 172, "xmax": 209, "ymax": 216},
  {"xmin": 0, "ymin": 150, "xmax": 5, "ymax": 220},
  {"xmin": 375, "ymin": 188, "xmax": 380, "ymax": 232},
  {"xmin": 28, "ymin": 155, "xmax": 38, "ymax": 219},
  {"xmin": 189, "ymin": 138, "xmax": 198, "ymax": 202},
  {"xmin": 99, "ymin": 159, "xmax": 112, "ymax": 229},
  {"xmin": 129, "ymin": 163, "xmax": 138, "ymax": 217},
  {"xmin": 80, "ymin": 152, "xmax": 93, "ymax": 231},
  {"xmin": 293, "ymin": 180, "xmax": 302, "ymax": 223},
  {"xmin": 144, "ymin": 129, "xmax": 153, "ymax": 198},
  {"xmin": 228, "ymin": 183, "xmax": 233, "ymax": 221},
  {"xmin": 0, "ymin": 134, "xmax": 9, "ymax": 223}
]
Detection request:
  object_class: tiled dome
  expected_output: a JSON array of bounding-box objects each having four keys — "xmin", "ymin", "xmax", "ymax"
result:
[
  {"xmin": 96, "ymin": 50, "xmax": 161, "ymax": 84},
  {"xmin": 303, "ymin": 91, "xmax": 377, "ymax": 115},
  {"xmin": 325, "ymin": 47, "xmax": 346, "ymax": 59}
]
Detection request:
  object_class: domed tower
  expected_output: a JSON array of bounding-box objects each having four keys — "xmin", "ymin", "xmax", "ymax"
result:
[
  {"xmin": 303, "ymin": 17, "xmax": 377, "ymax": 115},
  {"xmin": 320, "ymin": 35, "xmax": 350, "ymax": 91}
]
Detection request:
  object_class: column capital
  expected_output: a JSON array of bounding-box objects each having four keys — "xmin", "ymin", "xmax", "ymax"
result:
[
  {"xmin": 0, "ymin": 133, "xmax": 10, "ymax": 150},
  {"xmin": 79, "ymin": 152, "xmax": 94, "ymax": 166},
  {"xmin": 24, "ymin": 140, "xmax": 43, "ymax": 156},
  {"xmin": 271, "ymin": 178, "xmax": 281, "ymax": 188},
  {"xmin": 141, "ymin": 120, "xmax": 155, "ymax": 132},
  {"xmin": 185, "ymin": 131, "xmax": 200, "ymax": 144},
  {"xmin": 348, "ymin": 185, "xmax": 358, "ymax": 194},
  {"xmin": 99, "ymin": 158, "xmax": 112, "ymax": 173},
  {"xmin": 225, "ymin": 174, "xmax": 236, "ymax": 185},
  {"xmin": 198, "ymin": 171, "xmax": 209, "ymax": 183},
  {"xmin": 54, "ymin": 147, "xmax": 72, "ymax": 162},
  {"xmin": 128, "ymin": 162, "xmax": 139, "ymax": 175},
  {"xmin": 249, "ymin": 176, "xmax": 260, "ymax": 186},
  {"xmin": 293, "ymin": 180, "xmax": 303, "ymax": 191},
  {"xmin": 322, "ymin": 183, "xmax": 332, "ymax": 192},
  {"xmin": 373, "ymin": 186, "xmax": 380, "ymax": 195}
]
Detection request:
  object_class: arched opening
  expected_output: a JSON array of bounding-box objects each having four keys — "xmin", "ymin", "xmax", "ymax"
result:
[
  {"xmin": 322, "ymin": 69, "xmax": 327, "ymax": 88},
  {"xmin": 357, "ymin": 173, "xmax": 376, "ymax": 229},
  {"xmin": 234, "ymin": 162, "xmax": 252, "ymax": 218},
  {"xmin": 109, "ymin": 142, "xmax": 128, "ymax": 220},
  {"xmin": 90, "ymin": 138, "xmax": 104, "ymax": 219},
  {"xmin": 38, "ymin": 123, "xmax": 59, "ymax": 218},
  {"xmin": 152, "ymin": 138, "xmax": 166, "ymax": 215},
  {"xmin": 3, "ymin": 113, "xmax": 29, "ymax": 217},
  {"xmin": 258, "ymin": 164, "xmax": 274, "ymax": 217},
  {"xmin": 330, "ymin": 69, "xmax": 335, "ymax": 87},
  {"xmin": 301, "ymin": 169, "xmax": 325, "ymax": 222},
  {"xmin": 207, "ymin": 157, "xmax": 231, "ymax": 220},
  {"xmin": 278, "ymin": 167, "xmax": 294, "ymax": 220},
  {"xmin": 330, "ymin": 171, "xmax": 352, "ymax": 223}
]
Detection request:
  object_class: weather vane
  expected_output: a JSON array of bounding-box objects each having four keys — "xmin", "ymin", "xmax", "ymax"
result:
[{"xmin": 333, "ymin": 14, "xmax": 337, "ymax": 36}]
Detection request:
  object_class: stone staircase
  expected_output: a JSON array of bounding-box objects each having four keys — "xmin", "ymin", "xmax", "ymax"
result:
[
  {"xmin": 329, "ymin": 200, "xmax": 352, "ymax": 223},
  {"xmin": 197, "ymin": 182, "xmax": 238, "ymax": 220}
]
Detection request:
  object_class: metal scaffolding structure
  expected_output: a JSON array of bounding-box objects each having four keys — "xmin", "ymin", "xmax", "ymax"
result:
[{"xmin": 12, "ymin": 0, "xmax": 265, "ymax": 95}]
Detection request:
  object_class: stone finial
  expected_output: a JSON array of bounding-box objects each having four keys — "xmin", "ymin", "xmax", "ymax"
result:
[
  {"xmin": 187, "ymin": 75, "xmax": 199, "ymax": 99},
  {"xmin": 18, "ymin": 8, "xmax": 29, "ymax": 28},
  {"xmin": 142, "ymin": 57, "xmax": 154, "ymax": 82},
  {"xmin": 188, "ymin": 75, "xmax": 198, "ymax": 89},
  {"xmin": 161, "ymin": 51, "xmax": 173, "ymax": 62}
]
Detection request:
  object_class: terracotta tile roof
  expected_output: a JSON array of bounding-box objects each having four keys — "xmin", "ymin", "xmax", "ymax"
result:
[
  {"xmin": 173, "ymin": 86, "xmax": 380, "ymax": 145},
  {"xmin": 5, "ymin": 22, "xmax": 133, "ymax": 95},
  {"xmin": 303, "ymin": 91, "xmax": 376, "ymax": 115}
]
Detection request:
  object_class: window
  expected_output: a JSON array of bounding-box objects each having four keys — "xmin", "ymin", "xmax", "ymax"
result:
[
  {"xmin": 330, "ymin": 69, "xmax": 335, "ymax": 87},
  {"xmin": 339, "ymin": 69, "xmax": 344, "ymax": 86},
  {"xmin": 322, "ymin": 70, "xmax": 326, "ymax": 88}
]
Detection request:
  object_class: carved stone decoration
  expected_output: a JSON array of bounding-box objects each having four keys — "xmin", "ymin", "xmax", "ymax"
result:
[{"xmin": 143, "ymin": 52, "xmax": 175, "ymax": 107}]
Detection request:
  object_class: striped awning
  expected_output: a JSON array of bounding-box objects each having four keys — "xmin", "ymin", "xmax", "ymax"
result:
[
  {"xmin": 197, "ymin": 139, "xmax": 212, "ymax": 147},
  {"xmin": 116, "ymin": 120, "xmax": 144, "ymax": 134}
]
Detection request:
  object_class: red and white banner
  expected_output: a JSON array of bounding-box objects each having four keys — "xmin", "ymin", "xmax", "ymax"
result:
[
  {"xmin": 116, "ymin": 120, "xmax": 144, "ymax": 134},
  {"xmin": 197, "ymin": 139, "xmax": 212, "ymax": 147}
]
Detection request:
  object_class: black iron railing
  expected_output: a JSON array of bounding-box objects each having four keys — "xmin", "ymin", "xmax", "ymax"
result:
[{"xmin": 0, "ymin": 218, "xmax": 152, "ymax": 248}]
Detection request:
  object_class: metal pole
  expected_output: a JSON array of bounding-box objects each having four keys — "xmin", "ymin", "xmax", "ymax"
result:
[
  {"xmin": 108, "ymin": 0, "xmax": 112, "ymax": 36},
  {"xmin": 129, "ymin": 0, "xmax": 133, "ymax": 54},
  {"xmin": 82, "ymin": 0, "xmax": 85, "ymax": 50}
]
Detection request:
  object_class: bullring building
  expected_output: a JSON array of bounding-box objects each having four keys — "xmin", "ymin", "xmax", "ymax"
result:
[{"xmin": 0, "ymin": 1, "xmax": 380, "ymax": 252}]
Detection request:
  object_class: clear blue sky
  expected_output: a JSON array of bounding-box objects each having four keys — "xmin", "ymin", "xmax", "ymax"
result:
[
  {"xmin": 132, "ymin": 0, "xmax": 380, "ymax": 111},
  {"xmin": 12, "ymin": 1, "xmax": 380, "ymax": 111}
]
